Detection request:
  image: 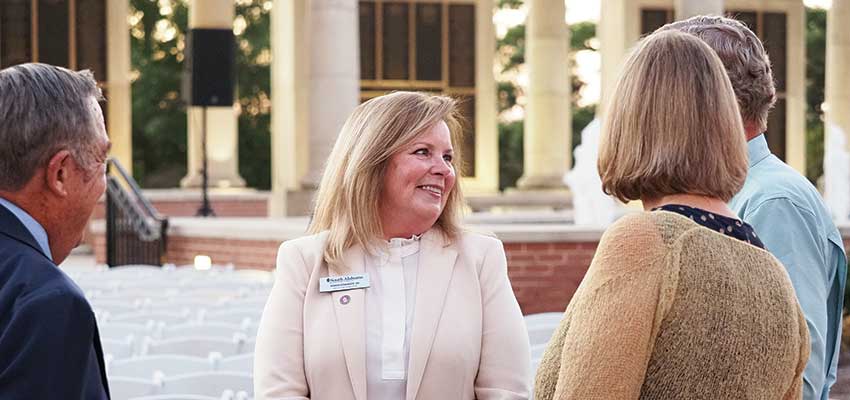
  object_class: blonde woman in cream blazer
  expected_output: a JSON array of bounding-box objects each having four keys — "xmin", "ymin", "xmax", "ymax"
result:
[{"xmin": 254, "ymin": 92, "xmax": 530, "ymax": 400}]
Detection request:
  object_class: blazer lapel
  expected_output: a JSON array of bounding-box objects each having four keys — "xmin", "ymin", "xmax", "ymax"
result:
[
  {"xmin": 330, "ymin": 245, "xmax": 368, "ymax": 400},
  {"xmin": 406, "ymin": 230, "xmax": 458, "ymax": 400}
]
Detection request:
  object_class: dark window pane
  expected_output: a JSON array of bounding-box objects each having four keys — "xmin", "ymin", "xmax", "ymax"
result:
[
  {"xmin": 448, "ymin": 4, "xmax": 474, "ymax": 87},
  {"xmin": 763, "ymin": 12, "xmax": 787, "ymax": 92},
  {"xmin": 766, "ymin": 98, "xmax": 786, "ymax": 160},
  {"xmin": 416, "ymin": 3, "xmax": 441, "ymax": 81},
  {"xmin": 359, "ymin": 1, "xmax": 375, "ymax": 80},
  {"xmin": 1, "ymin": 0, "xmax": 32, "ymax": 68},
  {"xmin": 728, "ymin": 11, "xmax": 758, "ymax": 33},
  {"xmin": 38, "ymin": 0, "xmax": 69, "ymax": 67},
  {"xmin": 641, "ymin": 9, "xmax": 669, "ymax": 35},
  {"xmin": 458, "ymin": 95, "xmax": 476, "ymax": 177},
  {"xmin": 382, "ymin": 2, "xmax": 409, "ymax": 80},
  {"xmin": 76, "ymin": 0, "xmax": 107, "ymax": 81}
]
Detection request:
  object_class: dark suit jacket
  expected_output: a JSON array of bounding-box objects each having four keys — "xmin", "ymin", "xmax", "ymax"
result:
[{"xmin": 0, "ymin": 204, "xmax": 110, "ymax": 399}]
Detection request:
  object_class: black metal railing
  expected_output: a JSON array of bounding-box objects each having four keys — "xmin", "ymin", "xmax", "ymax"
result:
[{"xmin": 105, "ymin": 159, "xmax": 168, "ymax": 267}]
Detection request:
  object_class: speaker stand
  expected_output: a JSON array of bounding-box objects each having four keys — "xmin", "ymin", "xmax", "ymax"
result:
[{"xmin": 196, "ymin": 106, "xmax": 216, "ymax": 217}]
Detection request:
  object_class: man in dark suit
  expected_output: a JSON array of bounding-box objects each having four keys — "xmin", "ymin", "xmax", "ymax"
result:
[{"xmin": 0, "ymin": 63, "xmax": 111, "ymax": 399}]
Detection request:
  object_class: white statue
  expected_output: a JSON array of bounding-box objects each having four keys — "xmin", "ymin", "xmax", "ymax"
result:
[
  {"xmin": 564, "ymin": 118, "xmax": 617, "ymax": 226},
  {"xmin": 824, "ymin": 124, "xmax": 850, "ymax": 223}
]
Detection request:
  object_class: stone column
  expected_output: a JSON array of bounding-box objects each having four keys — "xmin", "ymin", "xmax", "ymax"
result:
[
  {"xmin": 180, "ymin": 0, "xmax": 245, "ymax": 189},
  {"xmin": 598, "ymin": 0, "xmax": 632, "ymax": 119},
  {"xmin": 106, "ymin": 0, "xmax": 133, "ymax": 174},
  {"xmin": 298, "ymin": 0, "xmax": 360, "ymax": 190},
  {"xmin": 517, "ymin": 0, "xmax": 571, "ymax": 190},
  {"xmin": 826, "ymin": 0, "xmax": 850, "ymax": 153},
  {"xmin": 269, "ymin": 0, "xmax": 309, "ymax": 216},
  {"xmin": 824, "ymin": 0, "xmax": 850, "ymax": 220},
  {"xmin": 675, "ymin": 0, "xmax": 724, "ymax": 20}
]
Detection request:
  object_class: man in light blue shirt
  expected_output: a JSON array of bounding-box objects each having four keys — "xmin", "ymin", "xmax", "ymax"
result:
[{"xmin": 661, "ymin": 16, "xmax": 847, "ymax": 399}]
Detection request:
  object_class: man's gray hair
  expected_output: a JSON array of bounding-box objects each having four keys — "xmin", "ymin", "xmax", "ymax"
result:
[
  {"xmin": 656, "ymin": 16, "xmax": 776, "ymax": 133},
  {"xmin": 0, "ymin": 63, "xmax": 103, "ymax": 191}
]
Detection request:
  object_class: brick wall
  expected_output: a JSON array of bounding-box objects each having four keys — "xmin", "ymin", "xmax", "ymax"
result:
[
  {"xmin": 90, "ymin": 229, "xmax": 850, "ymax": 316},
  {"xmin": 91, "ymin": 198, "xmax": 268, "ymax": 219},
  {"xmin": 93, "ymin": 234, "xmax": 596, "ymax": 315},
  {"xmin": 504, "ymin": 242, "xmax": 597, "ymax": 314}
]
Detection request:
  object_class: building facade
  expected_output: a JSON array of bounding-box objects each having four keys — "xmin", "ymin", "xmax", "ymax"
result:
[{"xmin": 3, "ymin": 0, "xmax": 846, "ymax": 217}]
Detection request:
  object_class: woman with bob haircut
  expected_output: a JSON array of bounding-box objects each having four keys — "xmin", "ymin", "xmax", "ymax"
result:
[
  {"xmin": 254, "ymin": 91, "xmax": 531, "ymax": 400},
  {"xmin": 534, "ymin": 30, "xmax": 809, "ymax": 399}
]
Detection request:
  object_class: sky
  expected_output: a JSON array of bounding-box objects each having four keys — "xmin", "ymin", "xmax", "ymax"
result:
[{"xmin": 494, "ymin": 0, "xmax": 833, "ymax": 110}]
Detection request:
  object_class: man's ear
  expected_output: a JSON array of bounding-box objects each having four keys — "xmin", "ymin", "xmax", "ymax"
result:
[{"xmin": 44, "ymin": 149, "xmax": 73, "ymax": 197}]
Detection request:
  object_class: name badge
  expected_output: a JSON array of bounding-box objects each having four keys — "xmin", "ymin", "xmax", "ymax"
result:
[{"xmin": 319, "ymin": 273, "xmax": 371, "ymax": 293}]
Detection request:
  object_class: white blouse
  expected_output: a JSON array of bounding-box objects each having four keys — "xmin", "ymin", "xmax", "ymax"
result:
[{"xmin": 364, "ymin": 235, "xmax": 421, "ymax": 400}]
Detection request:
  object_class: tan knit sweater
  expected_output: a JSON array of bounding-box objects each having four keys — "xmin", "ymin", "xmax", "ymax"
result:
[{"xmin": 534, "ymin": 211, "xmax": 809, "ymax": 400}]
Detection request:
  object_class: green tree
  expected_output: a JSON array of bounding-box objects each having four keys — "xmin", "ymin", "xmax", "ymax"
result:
[
  {"xmin": 234, "ymin": 1, "xmax": 272, "ymax": 190},
  {"xmin": 130, "ymin": 0, "xmax": 272, "ymax": 189},
  {"xmin": 130, "ymin": 0, "xmax": 189, "ymax": 187},
  {"xmin": 495, "ymin": 1, "xmax": 597, "ymax": 189},
  {"xmin": 805, "ymin": 7, "xmax": 826, "ymax": 185}
]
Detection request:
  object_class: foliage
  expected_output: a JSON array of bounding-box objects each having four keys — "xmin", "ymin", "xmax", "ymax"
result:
[
  {"xmin": 495, "ymin": 0, "xmax": 598, "ymax": 189},
  {"xmin": 130, "ymin": 0, "xmax": 271, "ymax": 189},
  {"xmin": 498, "ymin": 121, "xmax": 524, "ymax": 190},
  {"xmin": 497, "ymin": 0, "xmax": 524, "ymax": 9},
  {"xmin": 130, "ymin": 0, "xmax": 189, "ymax": 187},
  {"xmin": 805, "ymin": 7, "xmax": 826, "ymax": 185},
  {"xmin": 234, "ymin": 1, "xmax": 272, "ymax": 190}
]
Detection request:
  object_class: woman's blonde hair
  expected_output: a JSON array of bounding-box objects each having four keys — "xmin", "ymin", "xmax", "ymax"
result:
[
  {"xmin": 598, "ymin": 30, "xmax": 748, "ymax": 203},
  {"xmin": 309, "ymin": 91, "xmax": 466, "ymax": 269}
]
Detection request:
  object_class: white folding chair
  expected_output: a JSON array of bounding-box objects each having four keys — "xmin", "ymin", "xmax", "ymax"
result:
[
  {"xmin": 106, "ymin": 265, "xmax": 163, "ymax": 276},
  {"xmin": 161, "ymin": 322, "xmax": 246, "ymax": 340},
  {"xmin": 217, "ymin": 354, "xmax": 254, "ymax": 374},
  {"xmin": 181, "ymin": 287, "xmax": 248, "ymax": 302},
  {"xmin": 530, "ymin": 343, "xmax": 549, "ymax": 361},
  {"xmin": 108, "ymin": 355, "xmax": 216, "ymax": 379},
  {"xmin": 100, "ymin": 322, "xmax": 157, "ymax": 341},
  {"xmin": 108, "ymin": 377, "xmax": 160, "ymax": 399},
  {"xmin": 527, "ymin": 323, "xmax": 559, "ymax": 347},
  {"xmin": 231, "ymin": 269, "xmax": 274, "ymax": 285},
  {"xmin": 523, "ymin": 312, "xmax": 564, "ymax": 326},
  {"xmin": 102, "ymin": 336, "xmax": 136, "ymax": 359},
  {"xmin": 128, "ymin": 395, "xmax": 220, "ymax": 400},
  {"xmin": 159, "ymin": 372, "xmax": 253, "ymax": 398},
  {"xmin": 228, "ymin": 296, "xmax": 269, "ymax": 309},
  {"xmin": 91, "ymin": 300, "xmax": 140, "ymax": 315},
  {"xmin": 201, "ymin": 308, "xmax": 262, "ymax": 325},
  {"xmin": 143, "ymin": 336, "xmax": 246, "ymax": 358},
  {"xmin": 111, "ymin": 310, "xmax": 195, "ymax": 325}
]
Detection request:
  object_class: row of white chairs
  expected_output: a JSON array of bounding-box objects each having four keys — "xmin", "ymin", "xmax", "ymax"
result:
[
  {"xmin": 101, "ymin": 321, "xmax": 258, "ymax": 341},
  {"xmin": 96, "ymin": 307, "xmax": 264, "ymax": 326},
  {"xmin": 108, "ymin": 354, "xmax": 254, "ymax": 379},
  {"xmin": 88, "ymin": 291, "xmax": 269, "ymax": 311},
  {"xmin": 83, "ymin": 265, "xmax": 563, "ymax": 400},
  {"xmin": 110, "ymin": 371, "xmax": 252, "ymax": 400},
  {"xmin": 84, "ymin": 285, "xmax": 269, "ymax": 300},
  {"xmin": 524, "ymin": 311, "xmax": 563, "ymax": 375},
  {"xmin": 103, "ymin": 334, "xmax": 255, "ymax": 359}
]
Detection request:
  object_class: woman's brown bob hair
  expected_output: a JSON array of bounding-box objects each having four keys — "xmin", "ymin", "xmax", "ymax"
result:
[
  {"xmin": 598, "ymin": 30, "xmax": 748, "ymax": 203},
  {"xmin": 308, "ymin": 91, "xmax": 466, "ymax": 270}
]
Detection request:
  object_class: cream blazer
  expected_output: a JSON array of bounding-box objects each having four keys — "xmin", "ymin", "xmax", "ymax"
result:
[{"xmin": 254, "ymin": 229, "xmax": 531, "ymax": 400}]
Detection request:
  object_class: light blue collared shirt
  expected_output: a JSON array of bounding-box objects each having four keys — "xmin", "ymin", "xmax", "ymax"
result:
[
  {"xmin": 0, "ymin": 197, "xmax": 53, "ymax": 261},
  {"xmin": 730, "ymin": 134, "xmax": 847, "ymax": 400}
]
